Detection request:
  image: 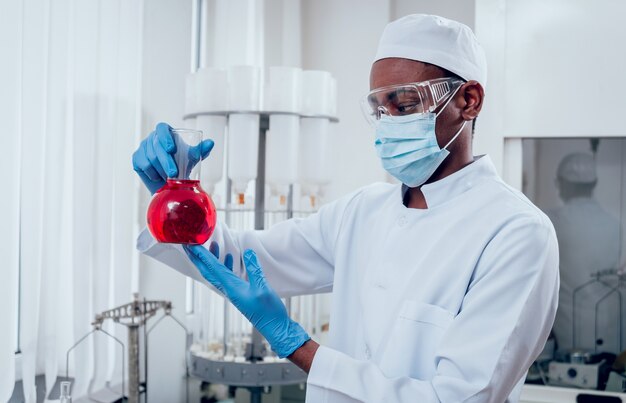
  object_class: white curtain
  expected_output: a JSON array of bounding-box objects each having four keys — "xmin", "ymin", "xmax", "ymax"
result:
[
  {"xmin": 0, "ymin": 0, "xmax": 143, "ymax": 401},
  {"xmin": 0, "ymin": 0, "xmax": 22, "ymax": 400}
]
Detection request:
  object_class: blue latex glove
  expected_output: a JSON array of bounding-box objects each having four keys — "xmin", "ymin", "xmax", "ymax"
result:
[
  {"xmin": 183, "ymin": 244, "xmax": 311, "ymax": 358},
  {"xmin": 132, "ymin": 122, "xmax": 214, "ymax": 194}
]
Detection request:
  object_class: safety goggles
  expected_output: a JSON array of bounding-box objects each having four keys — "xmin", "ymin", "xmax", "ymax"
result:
[{"xmin": 361, "ymin": 77, "xmax": 465, "ymax": 126}]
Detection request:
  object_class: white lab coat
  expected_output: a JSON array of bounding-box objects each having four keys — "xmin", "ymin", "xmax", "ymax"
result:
[
  {"xmin": 548, "ymin": 197, "xmax": 622, "ymax": 353},
  {"xmin": 137, "ymin": 155, "xmax": 560, "ymax": 403}
]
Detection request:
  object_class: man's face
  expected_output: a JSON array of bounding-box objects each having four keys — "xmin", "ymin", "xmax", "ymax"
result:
[{"xmin": 369, "ymin": 58, "xmax": 466, "ymax": 150}]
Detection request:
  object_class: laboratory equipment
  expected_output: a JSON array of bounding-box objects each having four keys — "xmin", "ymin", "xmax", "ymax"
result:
[
  {"xmin": 266, "ymin": 66, "xmax": 302, "ymax": 208},
  {"xmin": 267, "ymin": 114, "xmax": 299, "ymax": 208},
  {"xmin": 328, "ymin": 76, "xmax": 338, "ymax": 117},
  {"xmin": 541, "ymin": 269, "xmax": 626, "ymax": 390},
  {"xmin": 184, "ymin": 72, "xmax": 198, "ymax": 127},
  {"xmin": 147, "ymin": 128, "xmax": 217, "ymax": 244},
  {"xmin": 180, "ymin": 110, "xmax": 337, "ymax": 403},
  {"xmin": 228, "ymin": 65, "xmax": 262, "ymax": 111},
  {"xmin": 182, "ymin": 56, "xmax": 337, "ymax": 402},
  {"xmin": 298, "ymin": 117, "xmax": 330, "ymax": 210},
  {"xmin": 301, "ymin": 70, "xmax": 333, "ymax": 117},
  {"xmin": 227, "ymin": 65, "xmax": 262, "ymax": 204},
  {"xmin": 228, "ymin": 113, "xmax": 260, "ymax": 204},
  {"xmin": 605, "ymin": 371, "xmax": 626, "ymax": 393},
  {"xmin": 572, "ymin": 269, "xmax": 624, "ymax": 354},
  {"xmin": 63, "ymin": 294, "xmax": 187, "ymax": 403},
  {"xmin": 267, "ymin": 66, "xmax": 302, "ymax": 113},
  {"xmin": 548, "ymin": 360, "xmax": 604, "ymax": 389},
  {"xmin": 196, "ymin": 67, "xmax": 228, "ymax": 196},
  {"xmin": 59, "ymin": 381, "xmax": 72, "ymax": 403},
  {"xmin": 198, "ymin": 114, "xmax": 226, "ymax": 196}
]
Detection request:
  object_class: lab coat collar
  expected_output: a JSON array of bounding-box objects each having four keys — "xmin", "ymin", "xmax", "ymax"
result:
[{"xmin": 401, "ymin": 155, "xmax": 498, "ymax": 208}]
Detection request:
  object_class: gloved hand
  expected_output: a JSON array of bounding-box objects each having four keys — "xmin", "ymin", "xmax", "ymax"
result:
[
  {"xmin": 183, "ymin": 244, "xmax": 311, "ymax": 358},
  {"xmin": 132, "ymin": 122, "xmax": 214, "ymax": 194}
]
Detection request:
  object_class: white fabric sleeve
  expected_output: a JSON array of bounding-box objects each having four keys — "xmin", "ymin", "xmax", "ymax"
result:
[
  {"xmin": 137, "ymin": 189, "xmax": 364, "ymax": 297},
  {"xmin": 306, "ymin": 217, "xmax": 560, "ymax": 403}
]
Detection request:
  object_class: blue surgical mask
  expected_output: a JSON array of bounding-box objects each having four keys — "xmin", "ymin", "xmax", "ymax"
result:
[{"xmin": 374, "ymin": 94, "xmax": 466, "ymax": 187}]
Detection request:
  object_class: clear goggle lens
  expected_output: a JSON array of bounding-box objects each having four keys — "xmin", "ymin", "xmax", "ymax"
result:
[{"xmin": 361, "ymin": 78, "xmax": 464, "ymax": 125}]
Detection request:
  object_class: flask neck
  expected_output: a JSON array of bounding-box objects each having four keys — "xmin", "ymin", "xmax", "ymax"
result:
[{"xmin": 165, "ymin": 178, "xmax": 201, "ymax": 189}]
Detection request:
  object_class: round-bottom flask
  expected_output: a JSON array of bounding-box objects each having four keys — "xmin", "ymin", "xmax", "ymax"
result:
[
  {"xmin": 146, "ymin": 128, "xmax": 216, "ymax": 244},
  {"xmin": 147, "ymin": 179, "xmax": 216, "ymax": 244}
]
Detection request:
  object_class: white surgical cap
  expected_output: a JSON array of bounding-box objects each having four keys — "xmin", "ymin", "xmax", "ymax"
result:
[
  {"xmin": 557, "ymin": 153, "xmax": 597, "ymax": 183},
  {"xmin": 374, "ymin": 14, "xmax": 488, "ymax": 88}
]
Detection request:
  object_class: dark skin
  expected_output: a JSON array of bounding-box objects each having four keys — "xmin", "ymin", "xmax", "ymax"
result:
[{"xmin": 287, "ymin": 58, "xmax": 485, "ymax": 372}]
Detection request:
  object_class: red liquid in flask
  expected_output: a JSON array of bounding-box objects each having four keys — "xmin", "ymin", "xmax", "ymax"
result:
[{"xmin": 147, "ymin": 179, "xmax": 216, "ymax": 244}]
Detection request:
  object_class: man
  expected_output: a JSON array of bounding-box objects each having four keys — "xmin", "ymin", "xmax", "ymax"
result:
[
  {"xmin": 133, "ymin": 14, "xmax": 559, "ymax": 402},
  {"xmin": 549, "ymin": 152, "xmax": 622, "ymax": 353}
]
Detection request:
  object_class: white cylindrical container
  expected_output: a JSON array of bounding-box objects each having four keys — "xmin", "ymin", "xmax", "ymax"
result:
[
  {"xmin": 196, "ymin": 67, "xmax": 228, "ymax": 112},
  {"xmin": 184, "ymin": 72, "xmax": 198, "ymax": 126},
  {"xmin": 228, "ymin": 113, "xmax": 259, "ymax": 201},
  {"xmin": 267, "ymin": 66, "xmax": 302, "ymax": 113},
  {"xmin": 328, "ymin": 76, "xmax": 338, "ymax": 117},
  {"xmin": 228, "ymin": 65, "xmax": 262, "ymax": 111},
  {"xmin": 302, "ymin": 70, "xmax": 332, "ymax": 116},
  {"xmin": 266, "ymin": 115, "xmax": 299, "ymax": 204},
  {"xmin": 195, "ymin": 67, "xmax": 228, "ymax": 196},
  {"xmin": 298, "ymin": 117, "xmax": 330, "ymax": 209}
]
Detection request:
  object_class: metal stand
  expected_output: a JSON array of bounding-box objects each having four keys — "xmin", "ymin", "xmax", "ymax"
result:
[
  {"xmin": 572, "ymin": 269, "xmax": 625, "ymax": 353},
  {"xmin": 65, "ymin": 294, "xmax": 189, "ymax": 403}
]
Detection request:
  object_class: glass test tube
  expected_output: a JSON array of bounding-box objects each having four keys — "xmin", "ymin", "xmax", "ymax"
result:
[{"xmin": 60, "ymin": 381, "xmax": 72, "ymax": 403}]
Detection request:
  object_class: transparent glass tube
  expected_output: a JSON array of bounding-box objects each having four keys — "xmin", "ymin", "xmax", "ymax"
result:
[
  {"xmin": 171, "ymin": 128, "xmax": 203, "ymax": 181},
  {"xmin": 60, "ymin": 381, "xmax": 72, "ymax": 403}
]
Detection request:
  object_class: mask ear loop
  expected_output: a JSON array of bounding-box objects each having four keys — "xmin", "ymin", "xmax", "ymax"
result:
[
  {"xmin": 434, "ymin": 83, "xmax": 468, "ymax": 150},
  {"xmin": 443, "ymin": 120, "xmax": 467, "ymax": 150}
]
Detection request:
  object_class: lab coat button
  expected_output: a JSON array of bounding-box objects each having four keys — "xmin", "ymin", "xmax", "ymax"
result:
[
  {"xmin": 397, "ymin": 215, "xmax": 407, "ymax": 226},
  {"xmin": 365, "ymin": 345, "xmax": 371, "ymax": 359}
]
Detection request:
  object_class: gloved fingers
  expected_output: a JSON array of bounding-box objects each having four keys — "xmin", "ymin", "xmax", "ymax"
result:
[
  {"xmin": 155, "ymin": 122, "xmax": 176, "ymax": 153},
  {"xmin": 186, "ymin": 245, "xmax": 242, "ymax": 289},
  {"xmin": 200, "ymin": 139, "xmax": 215, "ymax": 160},
  {"xmin": 187, "ymin": 138, "xmax": 213, "ymax": 165},
  {"xmin": 209, "ymin": 241, "xmax": 220, "ymax": 259},
  {"xmin": 183, "ymin": 246, "xmax": 226, "ymax": 293},
  {"xmin": 146, "ymin": 134, "xmax": 168, "ymax": 179},
  {"xmin": 152, "ymin": 133, "xmax": 178, "ymax": 178},
  {"xmin": 224, "ymin": 253, "xmax": 234, "ymax": 271},
  {"xmin": 135, "ymin": 170, "xmax": 162, "ymax": 194},
  {"xmin": 243, "ymin": 249, "xmax": 267, "ymax": 290},
  {"xmin": 133, "ymin": 140, "xmax": 163, "ymax": 182}
]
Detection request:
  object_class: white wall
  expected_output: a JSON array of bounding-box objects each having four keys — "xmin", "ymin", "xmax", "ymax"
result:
[
  {"xmin": 300, "ymin": 0, "xmax": 390, "ymax": 202},
  {"xmin": 476, "ymin": 0, "xmax": 626, "ymax": 176},
  {"xmin": 482, "ymin": 0, "xmax": 626, "ymax": 254},
  {"xmin": 392, "ymin": 0, "xmax": 475, "ymax": 28},
  {"xmin": 504, "ymin": 0, "xmax": 626, "ymax": 138}
]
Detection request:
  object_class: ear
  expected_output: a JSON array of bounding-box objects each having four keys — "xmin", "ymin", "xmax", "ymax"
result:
[{"xmin": 459, "ymin": 80, "xmax": 484, "ymax": 121}]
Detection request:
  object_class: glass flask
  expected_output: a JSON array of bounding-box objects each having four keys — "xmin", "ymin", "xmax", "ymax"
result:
[{"xmin": 147, "ymin": 128, "xmax": 217, "ymax": 244}]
